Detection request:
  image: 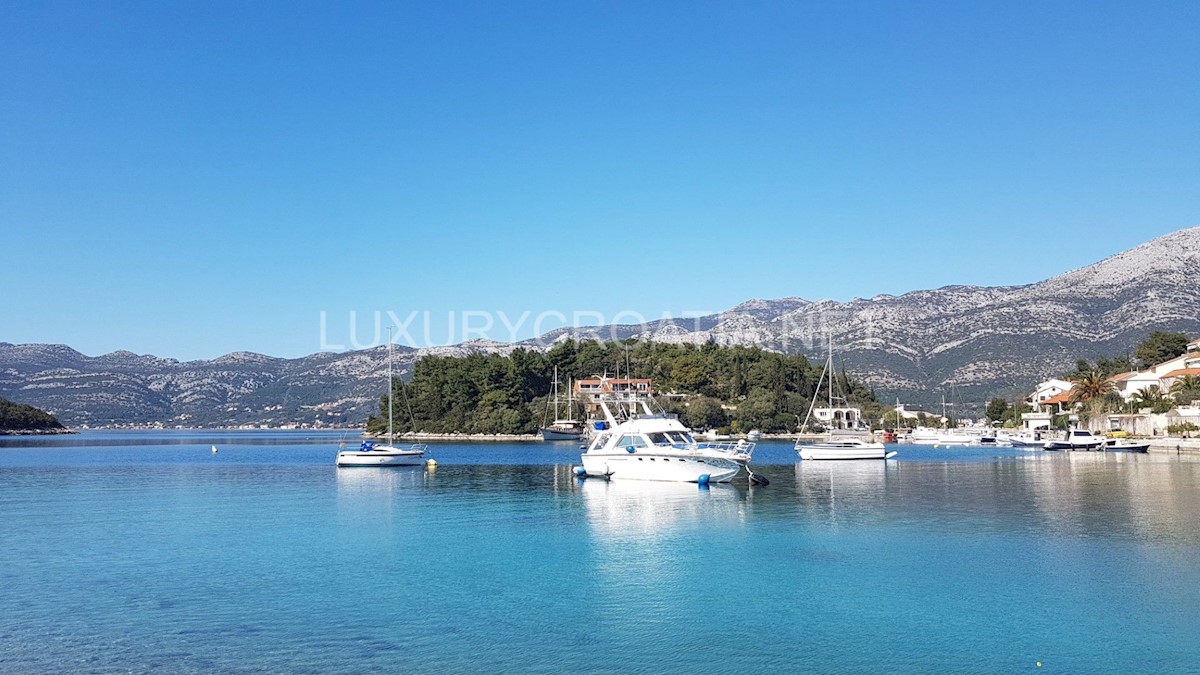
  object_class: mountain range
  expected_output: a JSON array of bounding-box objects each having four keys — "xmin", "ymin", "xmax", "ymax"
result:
[{"xmin": 3, "ymin": 226, "xmax": 1198, "ymax": 427}]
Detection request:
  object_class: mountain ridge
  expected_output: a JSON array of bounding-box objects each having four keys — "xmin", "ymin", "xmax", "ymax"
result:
[{"xmin": 3, "ymin": 225, "xmax": 1198, "ymax": 426}]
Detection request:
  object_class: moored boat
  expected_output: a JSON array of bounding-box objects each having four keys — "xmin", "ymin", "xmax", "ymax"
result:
[
  {"xmin": 1105, "ymin": 440, "xmax": 1150, "ymax": 453},
  {"xmin": 540, "ymin": 367, "xmax": 585, "ymax": 441},
  {"xmin": 794, "ymin": 336, "xmax": 896, "ymax": 461},
  {"xmin": 337, "ymin": 334, "xmax": 429, "ymax": 468},
  {"xmin": 797, "ymin": 436, "xmax": 896, "ymax": 461},
  {"xmin": 577, "ymin": 381, "xmax": 758, "ymax": 483},
  {"xmin": 1044, "ymin": 429, "xmax": 1106, "ymax": 451}
]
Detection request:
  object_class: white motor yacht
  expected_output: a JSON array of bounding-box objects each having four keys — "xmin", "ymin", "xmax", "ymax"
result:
[{"xmin": 577, "ymin": 385, "xmax": 757, "ymax": 483}]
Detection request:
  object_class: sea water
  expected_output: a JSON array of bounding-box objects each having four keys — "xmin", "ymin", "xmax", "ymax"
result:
[{"xmin": 1, "ymin": 432, "xmax": 1198, "ymax": 673}]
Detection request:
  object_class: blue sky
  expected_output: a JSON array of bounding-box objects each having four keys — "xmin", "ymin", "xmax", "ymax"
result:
[{"xmin": 2, "ymin": 0, "xmax": 1197, "ymax": 360}]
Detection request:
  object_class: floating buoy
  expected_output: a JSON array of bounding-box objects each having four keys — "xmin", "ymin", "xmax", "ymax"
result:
[
  {"xmin": 211, "ymin": 445, "xmax": 218, "ymax": 454},
  {"xmin": 1036, "ymin": 662, "xmax": 1042, "ymax": 668},
  {"xmin": 425, "ymin": 458, "xmax": 438, "ymax": 468},
  {"xmin": 697, "ymin": 473, "xmax": 710, "ymax": 486},
  {"xmin": 934, "ymin": 444, "xmax": 940, "ymax": 449},
  {"xmin": 574, "ymin": 466, "xmax": 587, "ymax": 477}
]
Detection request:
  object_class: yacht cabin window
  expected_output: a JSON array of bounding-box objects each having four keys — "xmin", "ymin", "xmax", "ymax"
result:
[{"xmin": 617, "ymin": 435, "xmax": 647, "ymax": 448}]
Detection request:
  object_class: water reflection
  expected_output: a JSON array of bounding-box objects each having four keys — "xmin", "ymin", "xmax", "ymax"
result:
[
  {"xmin": 578, "ymin": 479, "xmax": 744, "ymax": 538},
  {"xmin": 789, "ymin": 461, "xmax": 898, "ymax": 526},
  {"xmin": 335, "ymin": 465, "xmax": 427, "ymax": 524},
  {"xmin": 1016, "ymin": 452, "xmax": 1200, "ymax": 546}
]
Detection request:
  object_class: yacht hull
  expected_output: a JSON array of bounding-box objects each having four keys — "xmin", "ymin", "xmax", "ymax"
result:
[
  {"xmin": 798, "ymin": 445, "xmax": 893, "ymax": 461},
  {"xmin": 336, "ymin": 449, "xmax": 425, "ymax": 467},
  {"xmin": 541, "ymin": 427, "xmax": 584, "ymax": 441},
  {"xmin": 1044, "ymin": 441, "xmax": 1106, "ymax": 451},
  {"xmin": 581, "ymin": 452, "xmax": 742, "ymax": 482}
]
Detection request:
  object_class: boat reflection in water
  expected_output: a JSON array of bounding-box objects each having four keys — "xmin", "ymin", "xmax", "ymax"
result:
[
  {"xmin": 334, "ymin": 462, "xmax": 428, "ymax": 524},
  {"xmin": 578, "ymin": 478, "xmax": 745, "ymax": 539},
  {"xmin": 793, "ymin": 460, "xmax": 897, "ymax": 522}
]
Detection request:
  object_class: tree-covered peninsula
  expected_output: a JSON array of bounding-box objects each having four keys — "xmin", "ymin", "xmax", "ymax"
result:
[
  {"xmin": 366, "ymin": 339, "xmax": 882, "ymax": 435},
  {"xmin": 0, "ymin": 396, "xmax": 67, "ymax": 433}
]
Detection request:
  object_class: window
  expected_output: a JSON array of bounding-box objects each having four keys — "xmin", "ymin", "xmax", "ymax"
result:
[{"xmin": 617, "ymin": 435, "xmax": 646, "ymax": 448}]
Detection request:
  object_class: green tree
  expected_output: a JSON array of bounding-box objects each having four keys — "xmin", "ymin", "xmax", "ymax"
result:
[
  {"xmin": 1070, "ymin": 370, "xmax": 1116, "ymax": 429},
  {"xmin": 683, "ymin": 396, "xmax": 727, "ymax": 430},
  {"xmin": 1136, "ymin": 331, "xmax": 1189, "ymax": 367},
  {"xmin": 985, "ymin": 398, "xmax": 1010, "ymax": 423},
  {"xmin": 0, "ymin": 397, "xmax": 66, "ymax": 431}
]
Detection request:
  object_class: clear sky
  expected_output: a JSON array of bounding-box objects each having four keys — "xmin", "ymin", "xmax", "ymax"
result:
[{"xmin": 2, "ymin": 0, "xmax": 1197, "ymax": 360}]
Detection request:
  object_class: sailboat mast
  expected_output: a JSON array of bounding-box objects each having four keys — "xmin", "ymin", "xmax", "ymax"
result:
[
  {"xmin": 553, "ymin": 365, "xmax": 559, "ymax": 421},
  {"xmin": 827, "ymin": 334, "xmax": 833, "ymax": 410},
  {"xmin": 387, "ymin": 328, "xmax": 394, "ymax": 446}
]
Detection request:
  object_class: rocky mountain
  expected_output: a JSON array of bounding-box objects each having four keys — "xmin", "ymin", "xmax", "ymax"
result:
[
  {"xmin": 2, "ymin": 226, "xmax": 1197, "ymax": 426},
  {"xmin": 533, "ymin": 225, "xmax": 1200, "ymax": 413}
]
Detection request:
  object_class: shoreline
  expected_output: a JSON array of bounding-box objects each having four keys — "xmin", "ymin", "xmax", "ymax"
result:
[{"xmin": 1146, "ymin": 438, "xmax": 1200, "ymax": 454}]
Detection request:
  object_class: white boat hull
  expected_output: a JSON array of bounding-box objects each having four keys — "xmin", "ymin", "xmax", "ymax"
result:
[
  {"xmin": 581, "ymin": 451, "xmax": 743, "ymax": 482},
  {"xmin": 336, "ymin": 447, "xmax": 426, "ymax": 467},
  {"xmin": 1044, "ymin": 441, "xmax": 1106, "ymax": 451},
  {"xmin": 798, "ymin": 446, "xmax": 895, "ymax": 461}
]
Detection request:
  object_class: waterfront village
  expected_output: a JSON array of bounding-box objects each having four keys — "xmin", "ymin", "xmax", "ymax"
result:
[
  {"xmin": 1023, "ymin": 335, "xmax": 1200, "ymax": 437},
  {"xmin": 69, "ymin": 336, "xmax": 1200, "ymax": 450}
]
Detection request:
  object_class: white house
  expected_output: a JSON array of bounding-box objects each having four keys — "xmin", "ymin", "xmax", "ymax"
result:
[
  {"xmin": 813, "ymin": 406, "xmax": 865, "ymax": 430},
  {"xmin": 1117, "ymin": 341, "xmax": 1200, "ymax": 401},
  {"xmin": 1027, "ymin": 379, "xmax": 1073, "ymax": 409}
]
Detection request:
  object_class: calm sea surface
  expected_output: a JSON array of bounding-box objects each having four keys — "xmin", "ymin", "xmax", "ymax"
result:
[{"xmin": 2, "ymin": 431, "xmax": 1198, "ymax": 674}]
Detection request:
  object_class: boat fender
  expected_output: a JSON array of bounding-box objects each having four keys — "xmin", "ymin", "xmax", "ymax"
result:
[
  {"xmin": 574, "ymin": 466, "xmax": 587, "ymax": 477},
  {"xmin": 626, "ymin": 445, "xmax": 636, "ymax": 453},
  {"xmin": 697, "ymin": 473, "xmax": 710, "ymax": 486}
]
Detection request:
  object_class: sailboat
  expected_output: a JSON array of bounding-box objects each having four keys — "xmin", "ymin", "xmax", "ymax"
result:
[
  {"xmin": 541, "ymin": 366, "xmax": 585, "ymax": 441},
  {"xmin": 336, "ymin": 333, "xmax": 428, "ymax": 467},
  {"xmin": 795, "ymin": 336, "xmax": 895, "ymax": 461}
]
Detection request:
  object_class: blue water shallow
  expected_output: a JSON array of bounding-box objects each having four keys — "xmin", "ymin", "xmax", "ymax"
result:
[{"xmin": 2, "ymin": 432, "xmax": 1199, "ymax": 673}]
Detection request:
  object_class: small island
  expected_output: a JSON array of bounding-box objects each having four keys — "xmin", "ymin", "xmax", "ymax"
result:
[{"xmin": 0, "ymin": 396, "xmax": 71, "ymax": 435}]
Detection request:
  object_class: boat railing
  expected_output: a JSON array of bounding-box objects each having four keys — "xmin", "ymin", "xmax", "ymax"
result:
[{"xmin": 693, "ymin": 440, "xmax": 755, "ymax": 460}]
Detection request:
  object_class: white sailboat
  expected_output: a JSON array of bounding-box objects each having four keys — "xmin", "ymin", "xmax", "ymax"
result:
[
  {"xmin": 541, "ymin": 366, "xmax": 585, "ymax": 441},
  {"xmin": 795, "ymin": 337, "xmax": 895, "ymax": 461},
  {"xmin": 336, "ymin": 332, "xmax": 428, "ymax": 467}
]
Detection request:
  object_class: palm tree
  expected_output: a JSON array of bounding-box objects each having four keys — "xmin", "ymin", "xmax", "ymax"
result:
[
  {"xmin": 1070, "ymin": 371, "xmax": 1115, "ymax": 430},
  {"xmin": 1170, "ymin": 375, "xmax": 1200, "ymax": 404},
  {"xmin": 1069, "ymin": 371, "xmax": 1114, "ymax": 404},
  {"xmin": 1130, "ymin": 384, "xmax": 1166, "ymax": 411}
]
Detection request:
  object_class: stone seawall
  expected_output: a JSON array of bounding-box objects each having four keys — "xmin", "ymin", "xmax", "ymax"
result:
[{"xmin": 1147, "ymin": 439, "xmax": 1200, "ymax": 454}]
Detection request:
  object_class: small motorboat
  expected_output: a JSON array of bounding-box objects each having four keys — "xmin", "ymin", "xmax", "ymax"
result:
[
  {"xmin": 1044, "ymin": 429, "xmax": 1106, "ymax": 451},
  {"xmin": 1105, "ymin": 440, "xmax": 1150, "ymax": 453}
]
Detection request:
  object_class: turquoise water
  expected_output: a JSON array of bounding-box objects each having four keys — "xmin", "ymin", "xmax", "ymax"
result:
[{"xmin": 2, "ymin": 432, "xmax": 1198, "ymax": 673}]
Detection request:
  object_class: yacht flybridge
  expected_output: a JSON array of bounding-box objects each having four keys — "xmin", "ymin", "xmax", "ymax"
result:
[{"xmin": 576, "ymin": 384, "xmax": 760, "ymax": 484}]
